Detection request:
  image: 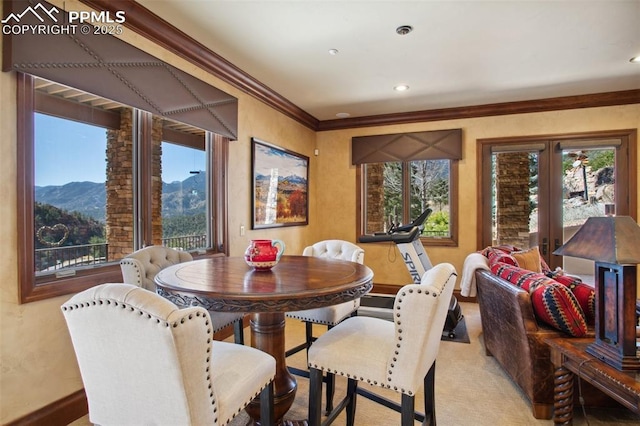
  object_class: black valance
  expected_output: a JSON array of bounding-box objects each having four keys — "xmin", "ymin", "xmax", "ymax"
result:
[
  {"xmin": 2, "ymin": 0, "xmax": 238, "ymax": 139},
  {"xmin": 352, "ymin": 128, "xmax": 462, "ymax": 165}
]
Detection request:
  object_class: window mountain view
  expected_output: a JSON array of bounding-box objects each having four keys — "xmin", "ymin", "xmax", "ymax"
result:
[{"xmin": 34, "ymin": 174, "xmax": 206, "ymax": 271}]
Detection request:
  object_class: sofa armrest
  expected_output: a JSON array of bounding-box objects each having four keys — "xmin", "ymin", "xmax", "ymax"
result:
[{"xmin": 476, "ymin": 270, "xmax": 551, "ymax": 399}]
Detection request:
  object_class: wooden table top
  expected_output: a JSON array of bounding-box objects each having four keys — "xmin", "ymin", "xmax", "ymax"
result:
[{"xmin": 154, "ymin": 255, "xmax": 374, "ymax": 313}]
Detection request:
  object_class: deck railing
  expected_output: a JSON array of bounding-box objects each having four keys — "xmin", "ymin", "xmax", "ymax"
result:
[
  {"xmin": 35, "ymin": 234, "xmax": 207, "ymax": 273},
  {"xmin": 162, "ymin": 235, "xmax": 207, "ymax": 251},
  {"xmin": 35, "ymin": 243, "xmax": 108, "ymax": 272}
]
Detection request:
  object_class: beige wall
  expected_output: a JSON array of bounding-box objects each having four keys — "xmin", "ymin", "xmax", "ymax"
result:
[
  {"xmin": 1, "ymin": 1, "xmax": 639, "ymax": 421},
  {"xmin": 0, "ymin": 7, "xmax": 317, "ymax": 421},
  {"xmin": 314, "ymin": 106, "xmax": 640, "ymax": 285}
]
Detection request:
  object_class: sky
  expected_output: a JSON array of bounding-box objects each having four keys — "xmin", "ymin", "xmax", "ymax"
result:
[
  {"xmin": 254, "ymin": 141, "xmax": 308, "ymax": 179},
  {"xmin": 35, "ymin": 113, "xmax": 204, "ymax": 186}
]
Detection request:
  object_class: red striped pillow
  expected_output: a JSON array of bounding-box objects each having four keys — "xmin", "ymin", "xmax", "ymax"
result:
[
  {"xmin": 490, "ymin": 262, "xmax": 588, "ymax": 337},
  {"xmin": 528, "ymin": 282, "xmax": 588, "ymax": 337},
  {"xmin": 549, "ymin": 274, "xmax": 595, "ymax": 325}
]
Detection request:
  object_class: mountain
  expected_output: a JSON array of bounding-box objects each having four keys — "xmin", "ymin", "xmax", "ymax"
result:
[
  {"xmin": 35, "ymin": 175, "xmax": 208, "ymax": 222},
  {"xmin": 35, "ymin": 181, "xmax": 106, "ymax": 221}
]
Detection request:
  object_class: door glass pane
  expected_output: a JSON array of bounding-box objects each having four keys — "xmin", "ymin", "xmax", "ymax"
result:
[
  {"xmin": 491, "ymin": 151, "xmax": 539, "ymax": 250},
  {"xmin": 561, "ymin": 147, "xmax": 616, "ymax": 276},
  {"xmin": 410, "ymin": 159, "xmax": 450, "ymax": 238},
  {"xmin": 34, "ymin": 113, "xmax": 109, "ymax": 274},
  {"xmin": 161, "ymin": 141, "xmax": 207, "ymax": 251}
]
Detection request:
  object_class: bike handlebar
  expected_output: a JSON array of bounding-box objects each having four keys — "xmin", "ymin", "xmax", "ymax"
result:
[{"xmin": 357, "ymin": 208, "xmax": 432, "ymax": 244}]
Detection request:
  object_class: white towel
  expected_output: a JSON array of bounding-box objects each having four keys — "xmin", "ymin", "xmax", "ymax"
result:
[{"xmin": 460, "ymin": 253, "xmax": 490, "ymax": 297}]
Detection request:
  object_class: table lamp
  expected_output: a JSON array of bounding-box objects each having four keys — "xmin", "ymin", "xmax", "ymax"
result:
[{"xmin": 553, "ymin": 213, "xmax": 640, "ymax": 370}]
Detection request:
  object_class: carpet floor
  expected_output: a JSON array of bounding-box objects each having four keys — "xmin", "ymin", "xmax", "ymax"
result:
[
  {"xmin": 231, "ymin": 302, "xmax": 640, "ymax": 426},
  {"xmin": 71, "ymin": 302, "xmax": 640, "ymax": 425}
]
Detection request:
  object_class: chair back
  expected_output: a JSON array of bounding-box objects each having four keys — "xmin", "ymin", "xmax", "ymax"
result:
[
  {"xmin": 120, "ymin": 245, "xmax": 193, "ymax": 291},
  {"xmin": 302, "ymin": 240, "xmax": 365, "ymax": 264},
  {"xmin": 387, "ymin": 263, "xmax": 457, "ymax": 393},
  {"xmin": 61, "ymin": 283, "xmax": 218, "ymax": 425}
]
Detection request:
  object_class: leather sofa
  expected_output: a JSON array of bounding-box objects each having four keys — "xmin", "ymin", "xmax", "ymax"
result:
[{"xmin": 475, "ymin": 269, "xmax": 614, "ymax": 419}]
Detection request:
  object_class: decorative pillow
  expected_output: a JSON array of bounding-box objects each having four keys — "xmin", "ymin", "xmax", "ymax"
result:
[
  {"xmin": 512, "ymin": 247, "xmax": 542, "ymax": 273},
  {"xmin": 490, "ymin": 262, "xmax": 589, "ymax": 336},
  {"xmin": 480, "ymin": 245, "xmax": 521, "ymax": 258},
  {"xmin": 547, "ymin": 272, "xmax": 596, "ymax": 325},
  {"xmin": 485, "ymin": 249, "xmax": 518, "ymax": 267},
  {"xmin": 528, "ymin": 282, "xmax": 588, "ymax": 337},
  {"xmin": 490, "ymin": 262, "xmax": 552, "ymax": 291}
]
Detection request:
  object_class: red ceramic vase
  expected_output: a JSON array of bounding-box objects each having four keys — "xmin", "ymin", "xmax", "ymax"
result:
[{"xmin": 244, "ymin": 239, "xmax": 286, "ymax": 270}]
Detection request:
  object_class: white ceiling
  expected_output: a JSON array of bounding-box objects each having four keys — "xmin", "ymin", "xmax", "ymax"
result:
[{"xmin": 136, "ymin": 0, "xmax": 640, "ymax": 121}]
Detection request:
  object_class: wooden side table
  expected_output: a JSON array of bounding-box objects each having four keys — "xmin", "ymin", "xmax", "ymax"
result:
[{"xmin": 546, "ymin": 338, "xmax": 640, "ymax": 425}]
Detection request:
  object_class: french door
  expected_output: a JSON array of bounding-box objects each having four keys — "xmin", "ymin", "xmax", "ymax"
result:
[{"xmin": 478, "ymin": 130, "xmax": 636, "ymax": 274}]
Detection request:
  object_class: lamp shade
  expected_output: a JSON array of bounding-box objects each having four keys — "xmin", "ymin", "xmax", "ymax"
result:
[{"xmin": 553, "ymin": 216, "xmax": 640, "ymax": 264}]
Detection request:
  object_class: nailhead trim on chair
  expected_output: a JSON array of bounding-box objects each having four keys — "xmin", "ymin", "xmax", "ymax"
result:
[
  {"xmin": 62, "ymin": 297, "xmax": 223, "ymax": 422},
  {"xmin": 308, "ymin": 286, "xmax": 437, "ymax": 397},
  {"xmin": 119, "ymin": 259, "xmax": 143, "ymax": 285}
]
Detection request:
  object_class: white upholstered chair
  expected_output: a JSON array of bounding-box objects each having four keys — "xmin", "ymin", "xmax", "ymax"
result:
[
  {"xmin": 61, "ymin": 283, "xmax": 275, "ymax": 426},
  {"xmin": 286, "ymin": 240, "xmax": 364, "ymax": 413},
  {"xmin": 120, "ymin": 245, "xmax": 245, "ymax": 344},
  {"xmin": 286, "ymin": 240, "xmax": 365, "ymax": 354},
  {"xmin": 307, "ymin": 263, "xmax": 457, "ymax": 426}
]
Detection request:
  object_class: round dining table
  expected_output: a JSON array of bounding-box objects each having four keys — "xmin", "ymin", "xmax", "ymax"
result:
[{"xmin": 154, "ymin": 255, "xmax": 374, "ymax": 424}]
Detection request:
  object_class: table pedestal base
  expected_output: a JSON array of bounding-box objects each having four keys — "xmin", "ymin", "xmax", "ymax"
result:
[{"xmin": 245, "ymin": 312, "xmax": 298, "ymax": 423}]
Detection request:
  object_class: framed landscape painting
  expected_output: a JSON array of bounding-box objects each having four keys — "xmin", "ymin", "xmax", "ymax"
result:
[{"xmin": 251, "ymin": 137, "xmax": 309, "ymax": 229}]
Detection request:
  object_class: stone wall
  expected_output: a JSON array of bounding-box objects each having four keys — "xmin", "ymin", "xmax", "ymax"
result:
[
  {"xmin": 495, "ymin": 152, "xmax": 531, "ymax": 248},
  {"xmin": 106, "ymin": 108, "xmax": 134, "ymax": 261},
  {"xmin": 365, "ymin": 163, "xmax": 385, "ymax": 233},
  {"xmin": 106, "ymin": 110, "xmax": 163, "ymax": 260}
]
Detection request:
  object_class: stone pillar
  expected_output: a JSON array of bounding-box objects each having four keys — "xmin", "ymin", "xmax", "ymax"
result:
[
  {"xmin": 495, "ymin": 152, "xmax": 531, "ymax": 248},
  {"xmin": 105, "ymin": 110, "xmax": 164, "ymax": 259},
  {"xmin": 106, "ymin": 108, "xmax": 134, "ymax": 261},
  {"xmin": 365, "ymin": 163, "xmax": 385, "ymax": 234},
  {"xmin": 151, "ymin": 116, "xmax": 163, "ymax": 245}
]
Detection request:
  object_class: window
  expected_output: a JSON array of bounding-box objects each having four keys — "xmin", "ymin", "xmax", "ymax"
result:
[
  {"xmin": 478, "ymin": 131, "xmax": 637, "ymax": 271},
  {"xmin": 17, "ymin": 74, "xmax": 229, "ymax": 303},
  {"xmin": 161, "ymin": 139, "xmax": 208, "ymax": 251},
  {"xmin": 353, "ymin": 129, "xmax": 461, "ymax": 246},
  {"xmin": 359, "ymin": 159, "xmax": 458, "ymax": 245},
  {"xmin": 34, "ymin": 113, "xmax": 111, "ymax": 275}
]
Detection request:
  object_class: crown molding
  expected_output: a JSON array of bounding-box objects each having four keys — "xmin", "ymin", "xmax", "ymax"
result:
[
  {"xmin": 79, "ymin": 1, "xmax": 639, "ymax": 133},
  {"xmin": 78, "ymin": 0, "xmax": 319, "ymax": 130},
  {"xmin": 317, "ymin": 89, "xmax": 640, "ymax": 131}
]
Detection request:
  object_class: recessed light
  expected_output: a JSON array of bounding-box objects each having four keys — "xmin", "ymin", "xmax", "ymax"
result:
[
  {"xmin": 394, "ymin": 85, "xmax": 410, "ymax": 92},
  {"xmin": 336, "ymin": 112, "xmax": 350, "ymax": 118},
  {"xmin": 630, "ymin": 56, "xmax": 640, "ymax": 63},
  {"xmin": 396, "ymin": 25, "xmax": 413, "ymax": 36},
  {"xmin": 328, "ymin": 48, "xmax": 339, "ymax": 55}
]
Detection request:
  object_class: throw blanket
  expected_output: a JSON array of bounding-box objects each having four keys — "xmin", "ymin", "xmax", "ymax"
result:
[{"xmin": 460, "ymin": 253, "xmax": 490, "ymax": 297}]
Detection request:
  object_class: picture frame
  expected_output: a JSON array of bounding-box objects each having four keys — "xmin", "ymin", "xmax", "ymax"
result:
[{"xmin": 251, "ymin": 137, "xmax": 309, "ymax": 229}]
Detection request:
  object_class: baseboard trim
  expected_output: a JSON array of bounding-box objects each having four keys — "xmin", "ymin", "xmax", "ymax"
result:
[{"xmin": 6, "ymin": 389, "xmax": 87, "ymax": 426}]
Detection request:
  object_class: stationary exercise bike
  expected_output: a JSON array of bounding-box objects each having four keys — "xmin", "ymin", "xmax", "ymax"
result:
[{"xmin": 359, "ymin": 208, "xmax": 463, "ymax": 338}]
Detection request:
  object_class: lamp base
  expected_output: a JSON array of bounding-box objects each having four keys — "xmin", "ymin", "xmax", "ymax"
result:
[{"xmin": 586, "ymin": 341, "xmax": 640, "ymax": 370}]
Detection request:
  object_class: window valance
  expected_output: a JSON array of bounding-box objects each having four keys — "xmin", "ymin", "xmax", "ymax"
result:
[
  {"xmin": 351, "ymin": 128, "xmax": 462, "ymax": 165},
  {"xmin": 2, "ymin": 0, "xmax": 238, "ymax": 139}
]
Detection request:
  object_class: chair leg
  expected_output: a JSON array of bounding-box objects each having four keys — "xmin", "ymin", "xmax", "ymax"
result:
[
  {"xmin": 346, "ymin": 378, "xmax": 358, "ymax": 426},
  {"xmin": 423, "ymin": 362, "xmax": 436, "ymax": 426},
  {"xmin": 305, "ymin": 321, "xmax": 314, "ymax": 354},
  {"xmin": 309, "ymin": 368, "xmax": 324, "ymax": 426},
  {"xmin": 259, "ymin": 381, "xmax": 274, "ymax": 426},
  {"xmin": 325, "ymin": 372, "xmax": 335, "ymax": 414},
  {"xmin": 233, "ymin": 318, "xmax": 244, "ymax": 345},
  {"xmin": 401, "ymin": 393, "xmax": 415, "ymax": 426}
]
